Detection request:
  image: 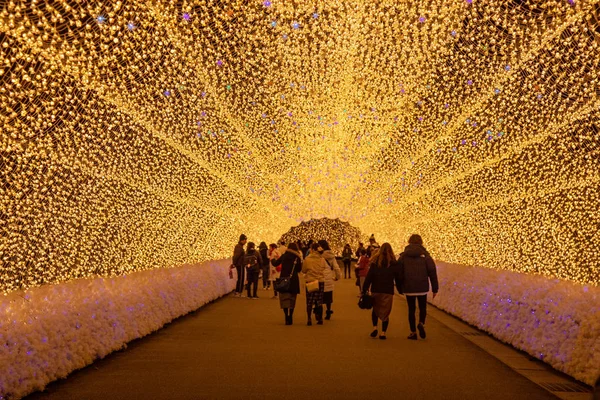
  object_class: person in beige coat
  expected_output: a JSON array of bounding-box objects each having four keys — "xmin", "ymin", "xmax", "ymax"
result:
[
  {"xmin": 318, "ymin": 240, "xmax": 341, "ymax": 320},
  {"xmin": 301, "ymin": 243, "xmax": 328, "ymax": 325}
]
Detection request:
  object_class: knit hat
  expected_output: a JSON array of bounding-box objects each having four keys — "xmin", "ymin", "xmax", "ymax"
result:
[{"xmin": 239, "ymin": 234, "xmax": 247, "ymax": 241}]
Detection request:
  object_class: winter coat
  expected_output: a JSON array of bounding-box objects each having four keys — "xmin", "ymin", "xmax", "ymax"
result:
[
  {"xmin": 397, "ymin": 244, "xmax": 439, "ymax": 294},
  {"xmin": 271, "ymin": 249, "xmax": 303, "ymax": 294},
  {"xmin": 243, "ymin": 249, "xmax": 263, "ymax": 272},
  {"xmin": 321, "ymin": 250, "xmax": 341, "ymax": 292},
  {"xmin": 259, "ymin": 247, "xmax": 269, "ymax": 267},
  {"xmin": 342, "ymin": 247, "xmax": 353, "ymax": 261},
  {"xmin": 355, "ymin": 246, "xmax": 365, "ymax": 258},
  {"xmin": 355, "ymin": 255, "xmax": 370, "ymax": 278},
  {"xmin": 268, "ymin": 248, "xmax": 281, "ymax": 281},
  {"xmin": 363, "ymin": 261, "xmax": 402, "ymax": 295},
  {"xmin": 232, "ymin": 242, "xmax": 245, "ymax": 267},
  {"xmin": 302, "ymin": 252, "xmax": 328, "ymax": 283}
]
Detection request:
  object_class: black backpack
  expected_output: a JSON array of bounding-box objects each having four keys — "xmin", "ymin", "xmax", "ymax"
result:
[{"xmin": 244, "ymin": 251, "xmax": 259, "ymax": 270}]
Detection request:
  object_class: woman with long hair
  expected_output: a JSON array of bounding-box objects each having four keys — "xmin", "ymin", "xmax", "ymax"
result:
[
  {"xmin": 397, "ymin": 234, "xmax": 439, "ymax": 340},
  {"xmin": 301, "ymin": 243, "xmax": 328, "ymax": 325},
  {"xmin": 271, "ymin": 243, "xmax": 303, "ymax": 325},
  {"xmin": 362, "ymin": 242, "xmax": 403, "ymax": 340}
]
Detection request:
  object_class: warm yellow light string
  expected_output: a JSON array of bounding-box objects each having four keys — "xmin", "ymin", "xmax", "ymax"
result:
[{"xmin": 0, "ymin": 0, "xmax": 598, "ymax": 293}]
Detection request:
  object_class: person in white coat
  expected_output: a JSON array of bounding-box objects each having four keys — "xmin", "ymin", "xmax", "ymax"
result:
[
  {"xmin": 318, "ymin": 240, "xmax": 341, "ymax": 320},
  {"xmin": 268, "ymin": 243, "xmax": 281, "ymax": 299}
]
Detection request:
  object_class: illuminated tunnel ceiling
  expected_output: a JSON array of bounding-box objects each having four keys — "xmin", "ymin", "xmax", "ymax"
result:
[{"xmin": 1, "ymin": 0, "xmax": 599, "ymax": 292}]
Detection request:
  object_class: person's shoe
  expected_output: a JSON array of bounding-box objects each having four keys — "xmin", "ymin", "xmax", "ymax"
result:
[
  {"xmin": 233, "ymin": 293, "xmax": 239, "ymax": 298},
  {"xmin": 285, "ymin": 316, "xmax": 291, "ymax": 325},
  {"xmin": 307, "ymin": 320, "xmax": 312, "ymax": 326},
  {"xmin": 317, "ymin": 320, "xmax": 323, "ymax": 325},
  {"xmin": 417, "ymin": 323, "xmax": 426, "ymax": 339},
  {"xmin": 407, "ymin": 332, "xmax": 418, "ymax": 340},
  {"xmin": 379, "ymin": 334, "xmax": 387, "ymax": 340},
  {"xmin": 370, "ymin": 329, "xmax": 378, "ymax": 338},
  {"xmin": 325, "ymin": 311, "xmax": 331, "ymax": 320},
  {"xmin": 252, "ymin": 296, "xmax": 259, "ymax": 300}
]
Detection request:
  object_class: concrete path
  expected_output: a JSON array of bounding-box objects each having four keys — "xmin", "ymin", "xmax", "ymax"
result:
[{"xmin": 26, "ymin": 278, "xmax": 557, "ymax": 400}]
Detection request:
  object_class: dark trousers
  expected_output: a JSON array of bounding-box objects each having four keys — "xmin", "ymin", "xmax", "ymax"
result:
[
  {"xmin": 235, "ymin": 265, "xmax": 245, "ymax": 294},
  {"xmin": 343, "ymin": 260, "xmax": 351, "ymax": 278},
  {"xmin": 262, "ymin": 265, "xmax": 270, "ymax": 288},
  {"xmin": 246, "ymin": 269, "xmax": 259, "ymax": 297},
  {"xmin": 307, "ymin": 305, "xmax": 323, "ymax": 322},
  {"xmin": 406, "ymin": 295, "xmax": 427, "ymax": 332}
]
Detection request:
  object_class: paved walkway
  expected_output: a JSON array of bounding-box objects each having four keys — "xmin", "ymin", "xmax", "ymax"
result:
[{"xmin": 27, "ymin": 278, "xmax": 557, "ymax": 400}]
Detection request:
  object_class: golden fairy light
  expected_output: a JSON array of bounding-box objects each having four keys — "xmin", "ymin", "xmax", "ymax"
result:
[{"xmin": 0, "ymin": 0, "xmax": 598, "ymax": 293}]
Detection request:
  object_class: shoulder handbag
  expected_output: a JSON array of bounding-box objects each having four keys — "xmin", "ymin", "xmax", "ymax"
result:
[
  {"xmin": 358, "ymin": 293, "xmax": 373, "ymax": 310},
  {"xmin": 274, "ymin": 257, "xmax": 297, "ymax": 293},
  {"xmin": 306, "ymin": 280, "xmax": 320, "ymax": 293}
]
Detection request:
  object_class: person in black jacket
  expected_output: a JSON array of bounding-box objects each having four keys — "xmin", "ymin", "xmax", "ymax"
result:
[
  {"xmin": 354, "ymin": 242, "xmax": 365, "ymax": 279},
  {"xmin": 232, "ymin": 234, "xmax": 247, "ymax": 297},
  {"xmin": 397, "ymin": 234, "xmax": 439, "ymax": 340},
  {"xmin": 271, "ymin": 243, "xmax": 303, "ymax": 325},
  {"xmin": 362, "ymin": 243, "xmax": 403, "ymax": 340},
  {"xmin": 258, "ymin": 242, "xmax": 270, "ymax": 290},
  {"xmin": 244, "ymin": 242, "xmax": 263, "ymax": 299}
]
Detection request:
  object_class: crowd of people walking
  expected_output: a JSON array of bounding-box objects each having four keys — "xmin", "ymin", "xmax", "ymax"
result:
[{"xmin": 231, "ymin": 233, "xmax": 439, "ymax": 340}]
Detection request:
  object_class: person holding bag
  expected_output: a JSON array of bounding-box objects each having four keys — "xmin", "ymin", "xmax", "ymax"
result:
[
  {"xmin": 271, "ymin": 243, "xmax": 303, "ymax": 325},
  {"xmin": 362, "ymin": 243, "xmax": 403, "ymax": 340},
  {"xmin": 301, "ymin": 243, "xmax": 327, "ymax": 326}
]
